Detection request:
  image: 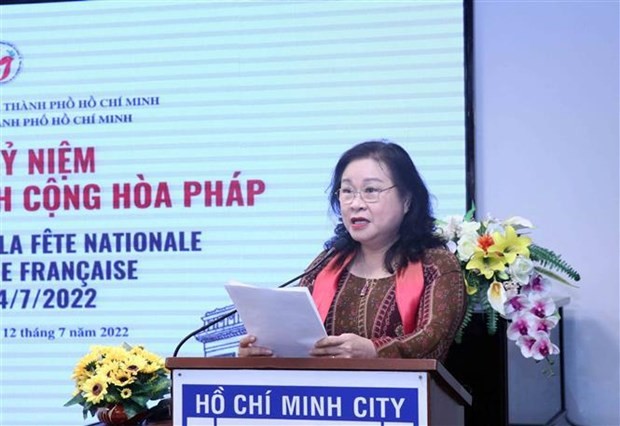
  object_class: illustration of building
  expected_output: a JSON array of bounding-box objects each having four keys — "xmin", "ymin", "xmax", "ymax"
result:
[{"xmin": 195, "ymin": 305, "xmax": 246, "ymax": 357}]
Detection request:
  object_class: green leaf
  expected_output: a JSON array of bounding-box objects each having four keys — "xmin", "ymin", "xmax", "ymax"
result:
[
  {"xmin": 149, "ymin": 378, "xmax": 172, "ymax": 399},
  {"xmin": 534, "ymin": 267, "xmax": 580, "ymax": 288},
  {"xmin": 64, "ymin": 393, "xmax": 85, "ymax": 407},
  {"xmin": 123, "ymin": 399, "xmax": 147, "ymax": 419},
  {"xmin": 464, "ymin": 270, "xmax": 487, "ymax": 293},
  {"xmin": 530, "ymin": 244, "xmax": 580, "ymax": 282},
  {"xmin": 464, "ymin": 203, "xmax": 476, "ymax": 221},
  {"xmin": 455, "ymin": 297, "xmax": 475, "ymax": 344},
  {"xmin": 130, "ymin": 394, "xmax": 151, "ymax": 407},
  {"xmin": 486, "ymin": 305, "xmax": 498, "ymax": 335},
  {"xmin": 87, "ymin": 405, "xmax": 98, "ymax": 420}
]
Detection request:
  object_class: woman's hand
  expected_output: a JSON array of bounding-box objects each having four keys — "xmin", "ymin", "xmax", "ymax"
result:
[
  {"xmin": 310, "ymin": 333, "xmax": 378, "ymax": 358},
  {"xmin": 237, "ymin": 335, "xmax": 273, "ymax": 357}
]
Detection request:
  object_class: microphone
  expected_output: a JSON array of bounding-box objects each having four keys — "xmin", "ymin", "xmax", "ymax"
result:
[{"xmin": 171, "ymin": 236, "xmax": 349, "ymax": 357}]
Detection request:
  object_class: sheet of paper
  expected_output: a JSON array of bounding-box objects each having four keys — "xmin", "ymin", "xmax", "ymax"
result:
[{"xmin": 224, "ymin": 280, "xmax": 327, "ymax": 358}]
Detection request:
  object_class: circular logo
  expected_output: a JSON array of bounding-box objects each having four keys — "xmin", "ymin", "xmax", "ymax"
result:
[{"xmin": 0, "ymin": 42, "xmax": 23, "ymax": 84}]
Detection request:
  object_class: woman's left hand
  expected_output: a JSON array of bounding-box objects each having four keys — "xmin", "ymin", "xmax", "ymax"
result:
[{"xmin": 310, "ymin": 333, "xmax": 378, "ymax": 358}]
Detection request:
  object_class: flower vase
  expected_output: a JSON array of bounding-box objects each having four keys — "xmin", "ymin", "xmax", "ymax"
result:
[{"xmin": 96, "ymin": 405, "xmax": 148, "ymax": 426}]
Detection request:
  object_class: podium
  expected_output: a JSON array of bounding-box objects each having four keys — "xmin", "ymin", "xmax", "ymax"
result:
[
  {"xmin": 165, "ymin": 357, "xmax": 471, "ymax": 425},
  {"xmin": 444, "ymin": 297, "xmax": 570, "ymax": 425}
]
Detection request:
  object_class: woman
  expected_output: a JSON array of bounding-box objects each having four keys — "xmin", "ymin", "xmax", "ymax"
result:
[{"xmin": 239, "ymin": 140, "xmax": 466, "ymax": 360}]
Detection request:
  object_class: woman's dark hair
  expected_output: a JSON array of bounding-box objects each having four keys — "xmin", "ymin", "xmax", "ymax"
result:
[{"xmin": 325, "ymin": 140, "xmax": 445, "ymax": 271}]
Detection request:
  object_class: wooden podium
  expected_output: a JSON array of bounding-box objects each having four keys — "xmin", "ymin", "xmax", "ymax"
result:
[{"xmin": 166, "ymin": 357, "xmax": 471, "ymax": 425}]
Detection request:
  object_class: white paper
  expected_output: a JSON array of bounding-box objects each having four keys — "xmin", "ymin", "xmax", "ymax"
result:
[{"xmin": 224, "ymin": 280, "xmax": 327, "ymax": 357}]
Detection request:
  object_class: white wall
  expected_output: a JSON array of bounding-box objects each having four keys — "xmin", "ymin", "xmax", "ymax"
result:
[{"xmin": 474, "ymin": 1, "xmax": 619, "ymax": 424}]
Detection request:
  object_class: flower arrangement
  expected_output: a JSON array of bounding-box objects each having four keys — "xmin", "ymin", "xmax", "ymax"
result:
[
  {"xmin": 64, "ymin": 342, "xmax": 171, "ymax": 420},
  {"xmin": 436, "ymin": 208, "xmax": 580, "ymax": 362}
]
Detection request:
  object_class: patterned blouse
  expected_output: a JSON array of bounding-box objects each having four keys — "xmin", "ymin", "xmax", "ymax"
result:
[{"xmin": 300, "ymin": 247, "xmax": 466, "ymax": 361}]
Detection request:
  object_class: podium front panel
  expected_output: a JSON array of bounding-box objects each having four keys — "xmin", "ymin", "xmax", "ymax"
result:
[{"xmin": 172, "ymin": 368, "xmax": 429, "ymax": 426}]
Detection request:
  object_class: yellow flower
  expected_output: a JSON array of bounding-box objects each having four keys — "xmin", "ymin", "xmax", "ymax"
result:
[
  {"xmin": 125, "ymin": 354, "xmax": 148, "ymax": 375},
  {"xmin": 466, "ymin": 247, "xmax": 505, "ymax": 279},
  {"xmin": 490, "ymin": 225, "xmax": 531, "ymax": 264},
  {"xmin": 463, "ymin": 275, "xmax": 478, "ymax": 295},
  {"xmin": 81, "ymin": 375, "xmax": 108, "ymax": 405},
  {"xmin": 108, "ymin": 367, "xmax": 136, "ymax": 387},
  {"xmin": 71, "ymin": 366, "xmax": 93, "ymax": 387},
  {"xmin": 71, "ymin": 351, "xmax": 99, "ymax": 384},
  {"xmin": 66, "ymin": 343, "xmax": 171, "ymax": 419},
  {"xmin": 103, "ymin": 346, "xmax": 129, "ymax": 363},
  {"xmin": 139, "ymin": 352, "xmax": 166, "ymax": 374}
]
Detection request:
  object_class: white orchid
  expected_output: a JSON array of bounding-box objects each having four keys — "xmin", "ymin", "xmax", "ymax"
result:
[
  {"xmin": 507, "ymin": 311, "xmax": 538, "ymax": 341},
  {"xmin": 504, "ymin": 294, "xmax": 532, "ymax": 318},
  {"xmin": 532, "ymin": 315, "xmax": 559, "ymax": 334},
  {"xmin": 530, "ymin": 332, "xmax": 560, "ymax": 360},
  {"xmin": 528, "ymin": 295, "xmax": 557, "ymax": 319},
  {"xmin": 516, "ymin": 331, "xmax": 560, "ymax": 360},
  {"xmin": 522, "ymin": 274, "xmax": 551, "ymax": 296},
  {"xmin": 517, "ymin": 335, "xmax": 538, "ymax": 358}
]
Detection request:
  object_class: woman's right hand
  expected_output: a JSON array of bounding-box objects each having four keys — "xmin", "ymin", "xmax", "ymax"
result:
[{"xmin": 237, "ymin": 335, "xmax": 274, "ymax": 357}]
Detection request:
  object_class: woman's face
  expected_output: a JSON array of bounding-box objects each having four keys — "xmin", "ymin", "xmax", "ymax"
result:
[{"xmin": 339, "ymin": 158, "xmax": 409, "ymax": 251}]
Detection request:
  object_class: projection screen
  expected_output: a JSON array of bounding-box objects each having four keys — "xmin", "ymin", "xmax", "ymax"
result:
[{"xmin": 0, "ymin": 1, "xmax": 472, "ymax": 424}]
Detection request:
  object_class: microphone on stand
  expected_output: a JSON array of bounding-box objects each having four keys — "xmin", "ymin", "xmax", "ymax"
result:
[{"xmin": 172, "ymin": 236, "xmax": 349, "ymax": 357}]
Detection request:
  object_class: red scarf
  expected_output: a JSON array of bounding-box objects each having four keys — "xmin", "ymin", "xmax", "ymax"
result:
[{"xmin": 311, "ymin": 254, "xmax": 424, "ymax": 334}]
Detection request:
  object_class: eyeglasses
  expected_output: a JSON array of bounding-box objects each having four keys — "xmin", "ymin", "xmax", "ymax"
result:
[{"xmin": 336, "ymin": 185, "xmax": 396, "ymax": 204}]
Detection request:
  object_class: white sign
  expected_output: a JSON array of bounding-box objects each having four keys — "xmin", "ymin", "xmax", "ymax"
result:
[{"xmin": 173, "ymin": 369, "xmax": 429, "ymax": 426}]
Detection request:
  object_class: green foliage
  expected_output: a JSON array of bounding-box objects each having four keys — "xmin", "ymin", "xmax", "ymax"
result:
[
  {"xmin": 455, "ymin": 294, "xmax": 474, "ymax": 344},
  {"xmin": 463, "ymin": 203, "xmax": 476, "ymax": 221},
  {"xmin": 485, "ymin": 305, "xmax": 498, "ymax": 335},
  {"xmin": 530, "ymin": 244, "xmax": 581, "ymax": 282},
  {"xmin": 464, "ymin": 269, "xmax": 485, "ymax": 291},
  {"xmin": 475, "ymin": 288, "xmax": 497, "ymax": 335},
  {"xmin": 535, "ymin": 267, "xmax": 580, "ymax": 288}
]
